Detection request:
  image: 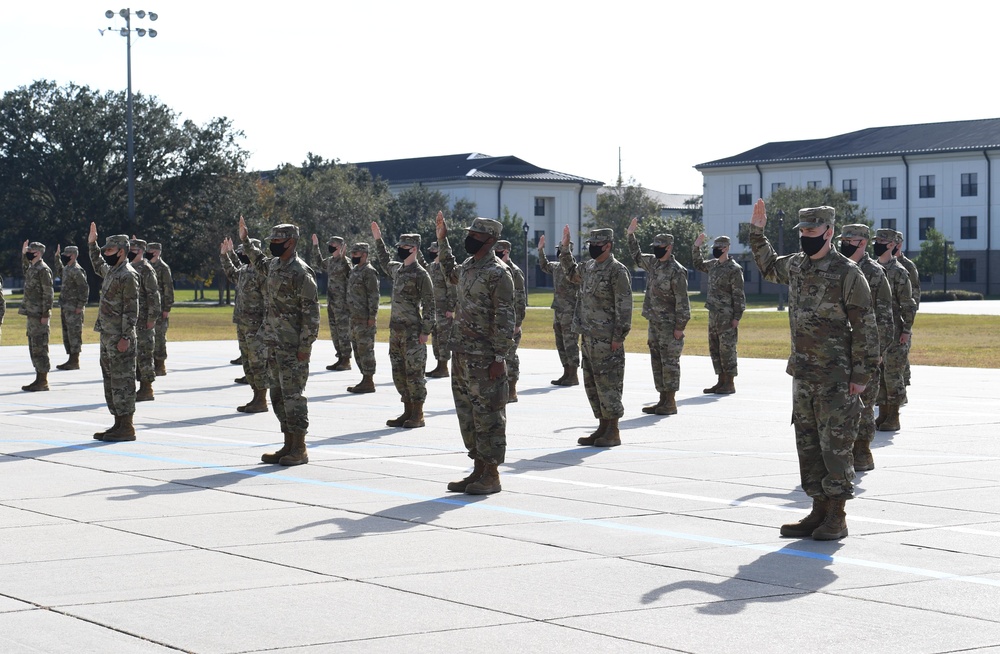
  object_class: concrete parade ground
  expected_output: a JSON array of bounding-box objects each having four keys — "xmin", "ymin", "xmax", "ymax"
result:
[{"xmin": 1, "ymin": 340, "xmax": 999, "ymax": 653}]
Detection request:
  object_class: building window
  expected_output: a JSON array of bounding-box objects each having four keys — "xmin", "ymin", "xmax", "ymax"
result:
[
  {"xmin": 881, "ymin": 218, "xmax": 897, "ymax": 230},
  {"xmin": 961, "ymin": 216, "xmax": 977, "ymax": 239},
  {"xmin": 918, "ymin": 217, "xmax": 935, "ymax": 240},
  {"xmin": 806, "ymin": 181, "xmax": 821, "ymax": 189},
  {"xmin": 534, "ymin": 197, "xmax": 545, "ymax": 216},
  {"xmin": 843, "ymin": 179, "xmax": 858, "ymax": 202},
  {"xmin": 771, "ymin": 182, "xmax": 786, "ymax": 194},
  {"xmin": 881, "ymin": 177, "xmax": 897, "ymax": 200},
  {"xmin": 960, "ymin": 258, "xmax": 977, "ymax": 283},
  {"xmin": 961, "ymin": 173, "xmax": 978, "ymax": 197},
  {"xmin": 738, "ymin": 184, "xmax": 752, "ymax": 205},
  {"xmin": 919, "ymin": 175, "xmax": 935, "ymax": 198}
]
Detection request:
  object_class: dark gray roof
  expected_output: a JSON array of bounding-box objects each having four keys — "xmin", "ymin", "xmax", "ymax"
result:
[
  {"xmin": 352, "ymin": 153, "xmax": 603, "ymax": 186},
  {"xmin": 696, "ymin": 118, "xmax": 1000, "ymax": 169}
]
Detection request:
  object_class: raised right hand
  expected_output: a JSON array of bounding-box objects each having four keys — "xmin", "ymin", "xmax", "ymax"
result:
[{"xmin": 750, "ymin": 199, "xmax": 767, "ymax": 229}]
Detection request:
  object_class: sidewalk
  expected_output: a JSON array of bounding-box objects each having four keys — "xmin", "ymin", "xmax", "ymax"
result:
[{"xmin": 1, "ymin": 341, "xmax": 999, "ymax": 653}]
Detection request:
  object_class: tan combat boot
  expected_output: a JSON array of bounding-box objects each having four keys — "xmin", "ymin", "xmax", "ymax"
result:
[
  {"xmin": 642, "ymin": 392, "xmax": 667, "ymax": 414},
  {"xmin": 234, "ymin": 376, "xmax": 249, "ymax": 385},
  {"xmin": 403, "ymin": 401, "xmax": 425, "ymax": 428},
  {"xmin": 426, "ymin": 360, "xmax": 449, "ymax": 378},
  {"xmin": 136, "ymin": 381, "xmax": 155, "ymax": 402},
  {"xmin": 278, "ymin": 433, "xmax": 309, "ymax": 466},
  {"xmin": 875, "ymin": 404, "xmax": 887, "ymax": 428},
  {"xmin": 56, "ymin": 353, "xmax": 80, "ymax": 370},
  {"xmin": 154, "ymin": 359, "xmax": 167, "ymax": 376},
  {"xmin": 551, "ymin": 366, "xmax": 570, "ymax": 386},
  {"xmin": 103, "ymin": 414, "xmax": 136, "ymax": 442},
  {"xmin": 877, "ymin": 404, "xmax": 900, "ymax": 431},
  {"xmin": 386, "ymin": 401, "xmax": 412, "ymax": 427},
  {"xmin": 578, "ymin": 419, "xmax": 607, "ymax": 446},
  {"xmin": 261, "ymin": 431, "xmax": 292, "ymax": 464},
  {"xmin": 780, "ymin": 498, "xmax": 828, "ymax": 537},
  {"xmin": 230, "ymin": 354, "xmax": 243, "ymax": 365},
  {"xmin": 447, "ymin": 459, "xmax": 486, "ymax": 493},
  {"xmin": 346, "ymin": 375, "xmax": 375, "ymax": 394},
  {"xmin": 853, "ymin": 439, "xmax": 875, "ymax": 472},
  {"xmin": 94, "ymin": 416, "xmax": 122, "ymax": 440},
  {"xmin": 812, "ymin": 497, "xmax": 849, "ymax": 540},
  {"xmin": 703, "ymin": 375, "xmax": 722, "ymax": 394},
  {"xmin": 594, "ymin": 418, "xmax": 622, "ymax": 447},
  {"xmin": 562, "ymin": 367, "xmax": 580, "ymax": 386},
  {"xmin": 716, "ymin": 372, "xmax": 736, "ymax": 395},
  {"xmin": 238, "ymin": 388, "xmax": 269, "ymax": 413},
  {"xmin": 22, "ymin": 372, "xmax": 49, "ymax": 392},
  {"xmin": 656, "ymin": 391, "xmax": 677, "ymax": 415},
  {"xmin": 328, "ymin": 357, "xmax": 352, "ymax": 371},
  {"xmin": 507, "ymin": 380, "xmax": 518, "ymax": 403},
  {"xmin": 465, "ymin": 463, "xmax": 501, "ymax": 495}
]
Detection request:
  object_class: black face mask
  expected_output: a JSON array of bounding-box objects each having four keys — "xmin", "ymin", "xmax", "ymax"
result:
[
  {"xmin": 496, "ymin": 251, "xmax": 508, "ymax": 260},
  {"xmin": 102, "ymin": 250, "xmax": 121, "ymax": 266},
  {"xmin": 426, "ymin": 251, "xmax": 438, "ymax": 262},
  {"xmin": 800, "ymin": 233, "xmax": 828, "ymax": 257},
  {"xmin": 328, "ymin": 245, "xmax": 336, "ymax": 254},
  {"xmin": 237, "ymin": 253, "xmax": 250, "ymax": 265},
  {"xmin": 712, "ymin": 247, "xmax": 724, "ymax": 259},
  {"xmin": 351, "ymin": 256, "xmax": 362, "ymax": 266},
  {"xmin": 397, "ymin": 247, "xmax": 412, "ymax": 261},
  {"xmin": 589, "ymin": 244, "xmax": 606, "ymax": 260},
  {"xmin": 465, "ymin": 235, "xmax": 485, "ymax": 255},
  {"xmin": 62, "ymin": 255, "xmax": 72, "ymax": 265},
  {"xmin": 144, "ymin": 252, "xmax": 155, "ymax": 260},
  {"xmin": 653, "ymin": 246, "xmax": 668, "ymax": 260},
  {"xmin": 269, "ymin": 241, "xmax": 289, "ymax": 257},
  {"xmin": 129, "ymin": 250, "xmax": 142, "ymax": 262},
  {"xmin": 873, "ymin": 242, "xmax": 890, "ymax": 258},
  {"xmin": 839, "ymin": 242, "xmax": 859, "ymax": 258},
  {"xmin": 26, "ymin": 251, "xmax": 37, "ymax": 261}
]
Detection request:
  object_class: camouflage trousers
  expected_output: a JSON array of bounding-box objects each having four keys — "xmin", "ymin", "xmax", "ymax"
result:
[
  {"xmin": 505, "ymin": 330, "xmax": 522, "ymax": 383},
  {"xmin": 265, "ymin": 345, "xmax": 310, "ymax": 437},
  {"xmin": 904, "ymin": 333, "xmax": 913, "ymax": 386},
  {"xmin": 648, "ymin": 321, "xmax": 684, "ymax": 393},
  {"xmin": 154, "ymin": 314, "xmax": 169, "ymax": 361},
  {"xmin": 581, "ymin": 335, "xmax": 625, "ymax": 420},
  {"xmin": 858, "ymin": 370, "xmax": 880, "ymax": 445},
  {"xmin": 791, "ymin": 378, "xmax": 860, "ymax": 501},
  {"xmin": 100, "ymin": 333, "xmax": 137, "ymax": 416},
  {"xmin": 328, "ymin": 303, "xmax": 352, "ymax": 360},
  {"xmin": 451, "ymin": 352, "xmax": 507, "ymax": 464},
  {"xmin": 707, "ymin": 313, "xmax": 738, "ymax": 376},
  {"xmin": 553, "ymin": 312, "xmax": 580, "ymax": 368},
  {"xmin": 26, "ymin": 317, "xmax": 50, "ymax": 373},
  {"xmin": 431, "ymin": 313, "xmax": 454, "ymax": 362},
  {"xmin": 350, "ymin": 319, "xmax": 377, "ymax": 376},
  {"xmin": 389, "ymin": 328, "xmax": 427, "ymax": 403},
  {"xmin": 878, "ymin": 339, "xmax": 909, "ymax": 405},
  {"xmin": 60, "ymin": 308, "xmax": 85, "ymax": 354},
  {"xmin": 237, "ymin": 323, "xmax": 267, "ymax": 389},
  {"xmin": 135, "ymin": 325, "xmax": 156, "ymax": 383}
]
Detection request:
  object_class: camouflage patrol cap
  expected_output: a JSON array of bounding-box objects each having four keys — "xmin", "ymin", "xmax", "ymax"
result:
[
  {"xmin": 147, "ymin": 242, "xmax": 162, "ymax": 252},
  {"xmin": 893, "ymin": 231, "xmax": 905, "ymax": 244},
  {"xmin": 327, "ymin": 236, "xmax": 345, "ymax": 246},
  {"xmin": 874, "ymin": 228, "xmax": 896, "ymax": 242},
  {"xmin": 494, "ymin": 240, "xmax": 512, "ymax": 251},
  {"xmin": 713, "ymin": 235, "xmax": 732, "ymax": 247},
  {"xmin": 130, "ymin": 238, "xmax": 148, "ymax": 251},
  {"xmin": 794, "ymin": 206, "xmax": 836, "ymax": 229},
  {"xmin": 587, "ymin": 228, "xmax": 614, "ymax": 244},
  {"xmin": 396, "ymin": 233, "xmax": 421, "ymax": 249},
  {"xmin": 650, "ymin": 234, "xmax": 674, "ymax": 247},
  {"xmin": 428, "ymin": 241, "xmax": 439, "ymax": 253},
  {"xmin": 465, "ymin": 217, "xmax": 503, "ymax": 239},
  {"xmin": 63, "ymin": 245, "xmax": 79, "ymax": 255},
  {"xmin": 350, "ymin": 242, "xmax": 370, "ymax": 254},
  {"xmin": 102, "ymin": 234, "xmax": 131, "ymax": 250},
  {"xmin": 249, "ymin": 238, "xmax": 261, "ymax": 248},
  {"xmin": 234, "ymin": 243, "xmax": 244, "ymax": 254},
  {"xmin": 27, "ymin": 241, "xmax": 46, "ymax": 253},
  {"xmin": 269, "ymin": 224, "xmax": 299, "ymax": 240},
  {"xmin": 837, "ymin": 224, "xmax": 870, "ymax": 240}
]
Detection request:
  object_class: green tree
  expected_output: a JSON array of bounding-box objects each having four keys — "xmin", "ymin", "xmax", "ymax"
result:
[
  {"xmin": 736, "ymin": 186, "xmax": 870, "ymax": 252},
  {"xmin": 499, "ymin": 207, "xmax": 527, "ymax": 270},
  {"xmin": 914, "ymin": 228, "xmax": 958, "ymax": 282},
  {"xmin": 585, "ymin": 178, "xmax": 662, "ymax": 263},
  {"xmin": 631, "ymin": 214, "xmax": 704, "ymax": 270},
  {"xmin": 383, "ymin": 186, "xmax": 478, "ymax": 261},
  {"xmin": 682, "ymin": 194, "xmax": 703, "ymax": 222}
]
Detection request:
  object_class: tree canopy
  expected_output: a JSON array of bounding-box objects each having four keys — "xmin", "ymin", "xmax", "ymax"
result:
[
  {"xmin": 737, "ymin": 186, "xmax": 870, "ymax": 253},
  {"xmin": 914, "ymin": 228, "xmax": 958, "ymax": 280}
]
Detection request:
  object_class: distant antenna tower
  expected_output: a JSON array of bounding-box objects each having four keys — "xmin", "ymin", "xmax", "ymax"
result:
[{"xmin": 617, "ymin": 147, "xmax": 622, "ymax": 185}]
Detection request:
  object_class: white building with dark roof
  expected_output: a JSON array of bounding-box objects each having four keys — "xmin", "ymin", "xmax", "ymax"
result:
[{"xmin": 696, "ymin": 118, "xmax": 1000, "ymax": 294}]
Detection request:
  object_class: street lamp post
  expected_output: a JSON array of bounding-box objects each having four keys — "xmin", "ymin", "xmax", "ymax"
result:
[
  {"xmin": 776, "ymin": 209, "xmax": 786, "ymax": 311},
  {"xmin": 523, "ymin": 223, "xmax": 530, "ymax": 294},
  {"xmin": 102, "ymin": 8, "xmax": 158, "ymax": 225},
  {"xmin": 944, "ymin": 240, "xmax": 954, "ymax": 293}
]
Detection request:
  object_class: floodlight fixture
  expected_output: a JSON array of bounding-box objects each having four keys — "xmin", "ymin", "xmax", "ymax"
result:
[
  {"xmin": 119, "ymin": 8, "xmax": 127, "ymax": 18},
  {"xmin": 136, "ymin": 9, "xmax": 145, "ymax": 18},
  {"xmin": 148, "ymin": 12, "xmax": 157, "ymax": 20},
  {"xmin": 105, "ymin": 10, "xmax": 114, "ymax": 18},
  {"xmin": 136, "ymin": 28, "xmax": 146, "ymax": 36},
  {"xmin": 148, "ymin": 29, "xmax": 157, "ymax": 37}
]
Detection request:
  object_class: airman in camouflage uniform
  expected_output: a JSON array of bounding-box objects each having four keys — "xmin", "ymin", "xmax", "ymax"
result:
[
  {"xmin": 239, "ymin": 217, "xmax": 320, "ymax": 466},
  {"xmin": 425, "ymin": 241, "xmax": 457, "ymax": 378},
  {"xmin": 345, "ymin": 243, "xmax": 380, "ymax": 394},
  {"xmin": 564, "ymin": 226, "xmax": 632, "ymax": 447},
  {"xmin": 749, "ymin": 201, "xmax": 879, "ymax": 541},
  {"xmin": 53, "ymin": 245, "xmax": 89, "ymax": 371},
  {"xmin": 128, "ymin": 239, "xmax": 161, "ymax": 402},
  {"xmin": 875, "ymin": 229, "xmax": 916, "ymax": 432},
  {"xmin": 371, "ymin": 224, "xmax": 435, "ymax": 428},
  {"xmin": 436, "ymin": 213, "xmax": 515, "ymax": 495},
  {"xmin": 895, "ymin": 232, "xmax": 920, "ymax": 387},
  {"xmin": 88, "ymin": 224, "xmax": 140, "ymax": 441},
  {"xmin": 626, "ymin": 220, "xmax": 688, "ymax": 416},
  {"xmin": 20, "ymin": 240, "xmax": 54, "ymax": 392},
  {"xmin": 495, "ymin": 240, "xmax": 527, "ymax": 402},
  {"xmin": 537, "ymin": 235, "xmax": 581, "ymax": 386},
  {"xmin": 146, "ymin": 243, "xmax": 173, "ymax": 376},
  {"xmin": 221, "ymin": 236, "xmax": 269, "ymax": 413},
  {"xmin": 312, "ymin": 234, "xmax": 353, "ymax": 371},
  {"xmin": 692, "ymin": 232, "xmax": 745, "ymax": 395},
  {"xmin": 838, "ymin": 224, "xmax": 893, "ymax": 471},
  {"xmin": 0, "ymin": 274, "xmax": 5, "ymax": 343}
]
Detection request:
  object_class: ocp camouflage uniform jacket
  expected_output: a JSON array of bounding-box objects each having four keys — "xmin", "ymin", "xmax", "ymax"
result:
[
  {"xmin": 690, "ymin": 246, "xmax": 745, "ymax": 322},
  {"xmin": 54, "ymin": 258, "xmax": 89, "ymax": 311},
  {"xmin": 881, "ymin": 258, "xmax": 916, "ymax": 339},
  {"xmin": 243, "ymin": 239, "xmax": 320, "ymax": 357},
  {"xmin": 312, "ymin": 244, "xmax": 351, "ymax": 306},
  {"xmin": 898, "ymin": 255, "xmax": 921, "ymax": 310},
  {"xmin": 347, "ymin": 263, "xmax": 379, "ymax": 323},
  {"xmin": 427, "ymin": 258, "xmax": 458, "ymax": 318},
  {"xmin": 857, "ymin": 255, "xmax": 894, "ymax": 357},
  {"xmin": 151, "ymin": 258, "xmax": 174, "ymax": 312},
  {"xmin": 89, "ymin": 242, "xmax": 139, "ymax": 340},
  {"xmin": 438, "ymin": 237, "xmax": 516, "ymax": 359},
  {"xmin": 374, "ymin": 238, "xmax": 434, "ymax": 336},
  {"xmin": 221, "ymin": 251, "xmax": 266, "ymax": 331},
  {"xmin": 561, "ymin": 245, "xmax": 632, "ymax": 342},
  {"xmin": 537, "ymin": 246, "xmax": 580, "ymax": 316},
  {"xmin": 503, "ymin": 260, "xmax": 527, "ymax": 328},
  {"xmin": 0, "ymin": 275, "xmax": 6, "ymax": 324},
  {"xmin": 750, "ymin": 226, "xmax": 878, "ymax": 386},
  {"xmin": 20, "ymin": 254, "xmax": 54, "ymax": 319},
  {"xmin": 627, "ymin": 233, "xmax": 688, "ymax": 330},
  {"xmin": 133, "ymin": 258, "xmax": 162, "ymax": 328}
]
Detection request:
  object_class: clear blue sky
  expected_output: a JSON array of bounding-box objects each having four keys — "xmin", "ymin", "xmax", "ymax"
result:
[{"xmin": 3, "ymin": 1, "xmax": 996, "ymax": 197}]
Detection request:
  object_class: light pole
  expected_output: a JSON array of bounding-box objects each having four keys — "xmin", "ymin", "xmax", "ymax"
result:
[
  {"xmin": 776, "ymin": 209, "xmax": 786, "ymax": 311},
  {"xmin": 943, "ymin": 240, "xmax": 954, "ymax": 292},
  {"xmin": 102, "ymin": 8, "xmax": 158, "ymax": 225},
  {"xmin": 523, "ymin": 222, "xmax": 530, "ymax": 294}
]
